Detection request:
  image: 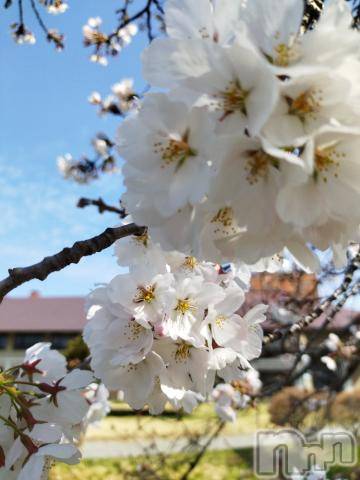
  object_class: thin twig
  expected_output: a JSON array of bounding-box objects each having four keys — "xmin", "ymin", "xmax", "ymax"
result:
[
  {"xmin": 77, "ymin": 197, "xmax": 127, "ymax": 218},
  {"xmin": 29, "ymin": 0, "xmax": 48, "ymax": 35},
  {"xmin": 29, "ymin": 0, "xmax": 64, "ymax": 49},
  {"xmin": 180, "ymin": 421, "xmax": 225, "ymax": 480},
  {"xmin": 0, "ymin": 223, "xmax": 145, "ymax": 303},
  {"xmin": 110, "ymin": 0, "xmax": 153, "ymax": 40},
  {"xmin": 285, "ymin": 282, "xmax": 360, "ymax": 385},
  {"xmin": 18, "ymin": 0, "xmax": 23, "ymax": 24},
  {"xmin": 263, "ymin": 253, "xmax": 360, "ymax": 345}
]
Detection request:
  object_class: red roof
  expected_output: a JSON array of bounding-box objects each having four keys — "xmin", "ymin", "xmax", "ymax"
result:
[{"xmin": 0, "ymin": 297, "xmax": 86, "ymax": 333}]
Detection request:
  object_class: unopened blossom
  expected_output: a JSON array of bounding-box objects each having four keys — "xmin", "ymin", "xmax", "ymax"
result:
[
  {"xmin": 92, "ymin": 137, "xmax": 109, "ymax": 157},
  {"xmin": 117, "ymin": 23, "xmax": 138, "ymax": 45},
  {"xmin": 90, "ymin": 54, "xmax": 108, "ymax": 66},
  {"xmin": 88, "ymin": 91, "xmax": 102, "ymax": 105}
]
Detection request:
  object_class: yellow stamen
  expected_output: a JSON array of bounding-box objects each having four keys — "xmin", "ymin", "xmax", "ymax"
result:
[
  {"xmin": 218, "ymin": 81, "xmax": 249, "ymax": 115},
  {"xmin": 175, "ymin": 298, "xmax": 196, "ymax": 315},
  {"xmin": 211, "ymin": 207, "xmax": 234, "ymax": 228},
  {"xmin": 215, "ymin": 315, "xmax": 226, "ymax": 328},
  {"xmin": 154, "ymin": 130, "xmax": 197, "ymax": 171},
  {"xmin": 288, "ymin": 90, "xmax": 320, "ymax": 120},
  {"xmin": 128, "ymin": 321, "xmax": 144, "ymax": 340},
  {"xmin": 183, "ymin": 256, "xmax": 198, "ymax": 270},
  {"xmin": 133, "ymin": 285, "xmax": 156, "ymax": 304},
  {"xmin": 245, "ymin": 150, "xmax": 280, "ymax": 185},
  {"xmin": 314, "ymin": 147, "xmax": 341, "ymax": 183},
  {"xmin": 231, "ymin": 380, "xmax": 250, "ymax": 394},
  {"xmin": 175, "ymin": 342, "xmax": 191, "ymax": 362},
  {"xmin": 134, "ymin": 232, "xmax": 149, "ymax": 247}
]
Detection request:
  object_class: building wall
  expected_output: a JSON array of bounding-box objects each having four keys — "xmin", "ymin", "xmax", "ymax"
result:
[{"xmin": 0, "ymin": 332, "xmax": 80, "ymax": 369}]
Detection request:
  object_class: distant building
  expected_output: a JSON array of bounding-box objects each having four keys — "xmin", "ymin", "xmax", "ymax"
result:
[{"xmin": 0, "ymin": 292, "xmax": 86, "ymax": 369}]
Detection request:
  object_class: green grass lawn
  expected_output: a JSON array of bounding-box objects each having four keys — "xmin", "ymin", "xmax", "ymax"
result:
[
  {"xmin": 85, "ymin": 401, "xmax": 270, "ymax": 442},
  {"xmin": 50, "ymin": 449, "xmax": 256, "ymax": 480},
  {"xmin": 50, "ymin": 448, "xmax": 359, "ymax": 480},
  {"xmin": 51, "ymin": 403, "xmax": 359, "ymax": 479}
]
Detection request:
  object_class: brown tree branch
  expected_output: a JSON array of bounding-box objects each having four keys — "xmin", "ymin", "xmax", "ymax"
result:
[
  {"xmin": 0, "ymin": 223, "xmax": 145, "ymax": 303},
  {"xmin": 263, "ymin": 252, "xmax": 360, "ymax": 345}
]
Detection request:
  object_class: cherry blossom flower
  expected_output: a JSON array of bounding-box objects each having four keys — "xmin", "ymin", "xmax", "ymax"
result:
[
  {"xmin": 84, "ymin": 236, "xmax": 267, "ymax": 414},
  {"xmin": 0, "ymin": 343, "xmax": 93, "ymax": 479},
  {"xmin": 120, "ymin": 93, "xmax": 224, "ymax": 217}
]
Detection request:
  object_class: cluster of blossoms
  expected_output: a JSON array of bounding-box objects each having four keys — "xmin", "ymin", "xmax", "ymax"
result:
[
  {"xmin": 57, "ymin": 134, "xmax": 116, "ymax": 184},
  {"xmin": 0, "ymin": 343, "xmax": 94, "ymax": 479},
  {"xmin": 39, "ymin": 0, "xmax": 69, "ymax": 15},
  {"xmin": 118, "ymin": 0, "xmax": 360, "ymax": 272},
  {"xmin": 211, "ymin": 369, "xmax": 261, "ymax": 422},
  {"xmin": 83, "ymin": 17, "xmax": 138, "ymax": 66},
  {"xmin": 84, "ymin": 233, "xmax": 269, "ymax": 413},
  {"xmin": 11, "ymin": 24, "xmax": 36, "ymax": 45},
  {"xmin": 291, "ymin": 466, "xmax": 328, "ymax": 480},
  {"xmin": 88, "ymin": 79, "xmax": 139, "ymax": 116}
]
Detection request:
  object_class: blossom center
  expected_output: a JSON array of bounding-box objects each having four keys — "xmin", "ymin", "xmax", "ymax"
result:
[
  {"xmin": 272, "ymin": 40, "xmax": 299, "ymax": 67},
  {"xmin": 211, "ymin": 207, "xmax": 241, "ymax": 237},
  {"xmin": 133, "ymin": 285, "xmax": 156, "ymax": 304},
  {"xmin": 183, "ymin": 256, "xmax": 198, "ymax": 270},
  {"xmin": 274, "ymin": 43, "xmax": 292, "ymax": 66},
  {"xmin": 314, "ymin": 147, "xmax": 341, "ymax": 183},
  {"xmin": 134, "ymin": 232, "xmax": 149, "ymax": 247},
  {"xmin": 175, "ymin": 342, "xmax": 191, "ymax": 362},
  {"xmin": 231, "ymin": 380, "xmax": 249, "ymax": 394},
  {"xmin": 215, "ymin": 315, "xmax": 226, "ymax": 328},
  {"xmin": 175, "ymin": 298, "xmax": 196, "ymax": 315},
  {"xmin": 129, "ymin": 321, "xmax": 145, "ymax": 340},
  {"xmin": 211, "ymin": 207, "xmax": 234, "ymax": 228},
  {"xmin": 218, "ymin": 81, "xmax": 249, "ymax": 115},
  {"xmin": 245, "ymin": 150, "xmax": 280, "ymax": 185},
  {"xmin": 154, "ymin": 130, "xmax": 197, "ymax": 171},
  {"xmin": 288, "ymin": 90, "xmax": 320, "ymax": 120}
]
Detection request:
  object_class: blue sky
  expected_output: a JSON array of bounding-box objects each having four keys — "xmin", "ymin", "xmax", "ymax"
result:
[
  {"xmin": 1, "ymin": 0, "xmax": 359, "ymax": 312},
  {"xmin": 0, "ymin": 1, "xmax": 148, "ymax": 297}
]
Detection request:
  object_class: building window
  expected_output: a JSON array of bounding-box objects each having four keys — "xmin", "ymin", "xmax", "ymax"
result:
[
  {"xmin": 0, "ymin": 335, "xmax": 8, "ymax": 349},
  {"xmin": 13, "ymin": 334, "xmax": 45, "ymax": 350},
  {"xmin": 49, "ymin": 334, "xmax": 74, "ymax": 350}
]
